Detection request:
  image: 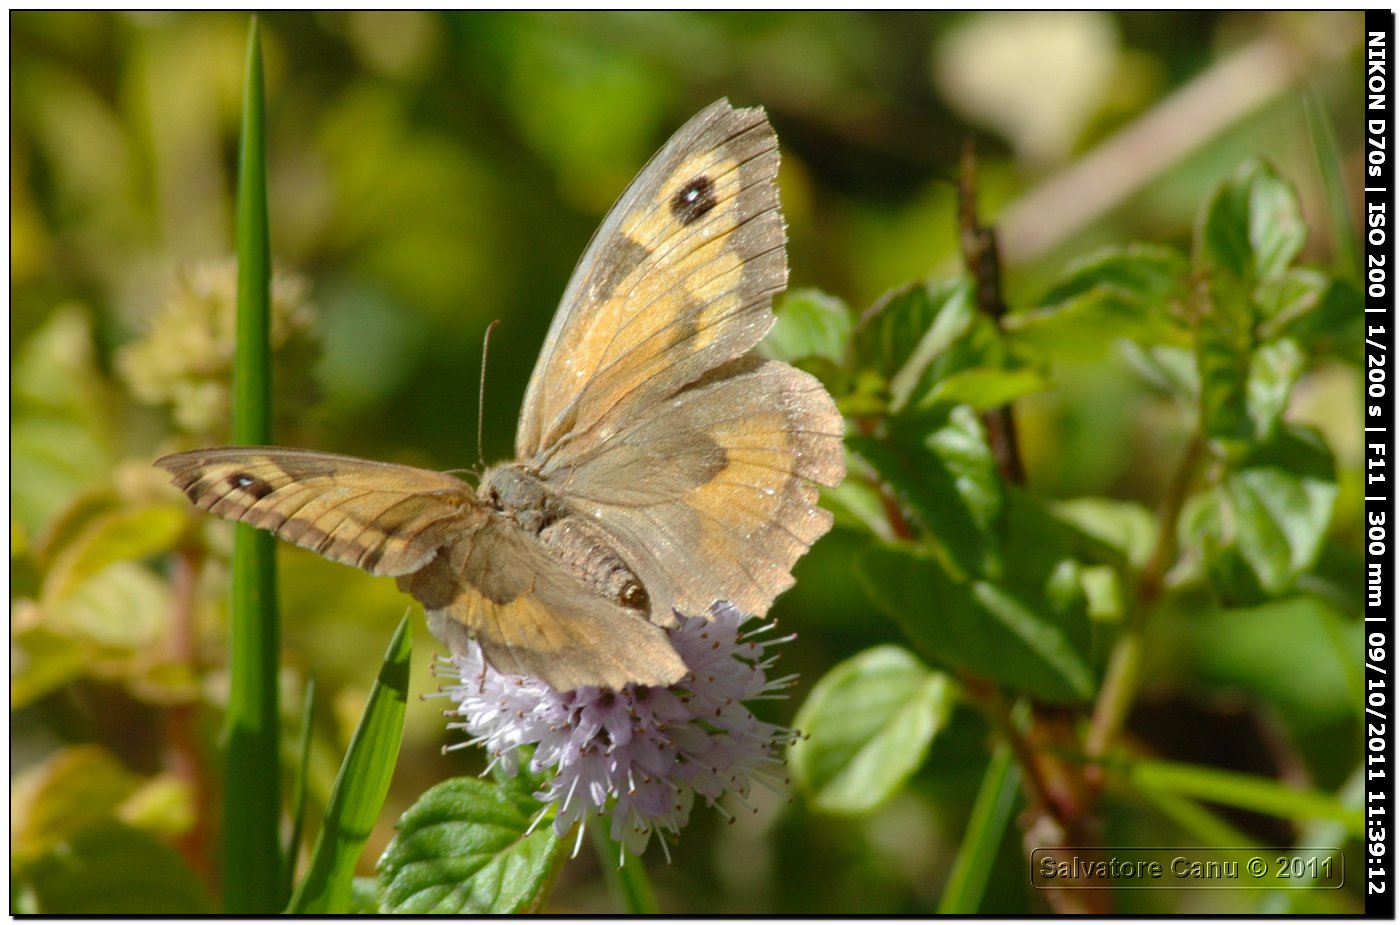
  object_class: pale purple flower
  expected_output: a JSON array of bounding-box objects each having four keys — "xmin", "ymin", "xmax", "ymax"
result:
[{"xmin": 434, "ymin": 602, "xmax": 797, "ymax": 859}]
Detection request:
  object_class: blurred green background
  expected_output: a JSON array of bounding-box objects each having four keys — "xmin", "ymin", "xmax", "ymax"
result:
[{"xmin": 11, "ymin": 10, "xmax": 1366, "ymax": 913}]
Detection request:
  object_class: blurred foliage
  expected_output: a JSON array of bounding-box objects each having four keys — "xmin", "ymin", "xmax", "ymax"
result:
[{"xmin": 11, "ymin": 10, "xmax": 1367, "ymax": 914}]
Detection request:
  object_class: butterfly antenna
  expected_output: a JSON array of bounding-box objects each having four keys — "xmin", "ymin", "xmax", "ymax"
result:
[{"xmin": 477, "ymin": 319, "xmax": 502, "ymax": 472}]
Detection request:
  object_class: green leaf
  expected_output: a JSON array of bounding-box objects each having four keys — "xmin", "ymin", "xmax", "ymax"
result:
[
  {"xmin": 11, "ymin": 307, "xmax": 117, "ymax": 533},
  {"xmin": 378, "ymin": 776, "xmax": 566, "ymax": 914},
  {"xmin": 1245, "ymin": 338, "xmax": 1303, "ymax": 441},
  {"xmin": 1181, "ymin": 595, "xmax": 1359, "ymax": 734},
  {"xmin": 42, "ymin": 504, "xmax": 186, "ymax": 611},
  {"xmin": 1257, "ymin": 269, "xmax": 1363, "ymax": 358},
  {"xmin": 1194, "ymin": 287, "xmax": 1254, "ymax": 445},
  {"xmin": 848, "ymin": 405, "xmax": 1003, "ymax": 578},
  {"xmin": 23, "ymin": 820, "xmax": 212, "ymax": 914},
  {"xmin": 997, "ymin": 491, "xmax": 1093, "ymax": 652},
  {"xmin": 288, "ymin": 617, "xmax": 411, "ymax": 914},
  {"xmin": 1009, "ymin": 244, "xmax": 1189, "ymax": 359},
  {"xmin": 761, "ymin": 288, "xmax": 852, "ymax": 366},
  {"xmin": 1117, "ymin": 341, "xmax": 1197, "ymax": 400},
  {"xmin": 1242, "ymin": 164, "xmax": 1308, "ymax": 282},
  {"xmin": 923, "ymin": 366, "xmax": 1049, "ymax": 411},
  {"xmin": 857, "ymin": 543, "xmax": 1094, "ymax": 703},
  {"xmin": 11, "ymin": 746, "xmax": 141, "ymax": 870},
  {"xmin": 789, "ymin": 646, "xmax": 953, "ymax": 814},
  {"xmin": 10, "ymin": 624, "xmax": 88, "ymax": 708},
  {"xmin": 1196, "ymin": 159, "xmax": 1306, "ymax": 285},
  {"xmin": 823, "ymin": 474, "xmax": 899, "ymax": 541},
  {"xmin": 1223, "ymin": 425, "xmax": 1337, "ymax": 595},
  {"xmin": 853, "ymin": 278, "xmax": 976, "ymax": 413},
  {"xmin": 46, "ymin": 561, "xmax": 169, "ymax": 650},
  {"xmin": 1050, "ymin": 497, "xmax": 1157, "ymax": 572}
]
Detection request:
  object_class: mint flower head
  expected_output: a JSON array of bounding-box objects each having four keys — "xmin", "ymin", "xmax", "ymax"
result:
[{"xmin": 436, "ymin": 602, "xmax": 797, "ymax": 859}]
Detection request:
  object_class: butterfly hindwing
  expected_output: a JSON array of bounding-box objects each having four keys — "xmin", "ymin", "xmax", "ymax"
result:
[
  {"xmin": 401, "ymin": 518, "xmax": 687, "ymax": 691},
  {"xmin": 541, "ymin": 356, "xmax": 845, "ymax": 620}
]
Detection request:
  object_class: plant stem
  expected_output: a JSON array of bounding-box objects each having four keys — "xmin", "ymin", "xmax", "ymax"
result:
[
  {"xmin": 224, "ymin": 17, "xmax": 281, "ymax": 913},
  {"xmin": 588, "ymin": 819, "xmax": 658, "ymax": 914},
  {"xmin": 1086, "ymin": 434, "xmax": 1205, "ymax": 766},
  {"xmin": 164, "ymin": 545, "xmax": 213, "ymax": 891}
]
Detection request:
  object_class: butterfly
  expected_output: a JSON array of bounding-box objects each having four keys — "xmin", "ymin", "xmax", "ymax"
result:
[{"xmin": 156, "ymin": 99, "xmax": 845, "ymax": 692}]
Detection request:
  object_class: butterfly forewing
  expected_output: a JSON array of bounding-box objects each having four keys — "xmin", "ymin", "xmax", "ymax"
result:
[
  {"xmin": 517, "ymin": 99, "xmax": 786, "ymax": 461},
  {"xmin": 155, "ymin": 448, "xmax": 481, "ymax": 577}
]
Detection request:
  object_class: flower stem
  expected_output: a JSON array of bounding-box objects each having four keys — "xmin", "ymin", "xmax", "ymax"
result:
[
  {"xmin": 588, "ymin": 819, "xmax": 658, "ymax": 914},
  {"xmin": 1086, "ymin": 434, "xmax": 1204, "ymax": 766},
  {"xmin": 224, "ymin": 17, "xmax": 281, "ymax": 914}
]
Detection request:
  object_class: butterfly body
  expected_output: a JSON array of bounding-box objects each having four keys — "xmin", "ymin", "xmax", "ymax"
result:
[{"xmin": 157, "ymin": 100, "xmax": 844, "ymax": 692}]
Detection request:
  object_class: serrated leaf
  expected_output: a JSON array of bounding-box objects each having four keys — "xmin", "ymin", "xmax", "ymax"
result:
[
  {"xmin": 1258, "ymin": 269, "xmax": 1363, "ymax": 357},
  {"xmin": 1194, "ymin": 292, "xmax": 1254, "ymax": 445},
  {"xmin": 287, "ymin": 617, "xmax": 411, "ymax": 914},
  {"xmin": 23, "ymin": 820, "xmax": 211, "ymax": 914},
  {"xmin": 761, "ymin": 288, "xmax": 852, "ymax": 366},
  {"xmin": 998, "ymin": 490, "xmax": 1094, "ymax": 656},
  {"xmin": 46, "ymin": 561, "xmax": 169, "ymax": 650},
  {"xmin": 1117, "ymin": 341, "xmax": 1198, "ymax": 399},
  {"xmin": 1223, "ymin": 425, "xmax": 1337, "ymax": 595},
  {"xmin": 854, "ymin": 279, "xmax": 976, "ymax": 413},
  {"xmin": 378, "ymin": 776, "xmax": 566, "ymax": 914},
  {"xmin": 1197, "ymin": 159, "xmax": 1306, "ymax": 285},
  {"xmin": 1245, "ymin": 338, "xmax": 1304, "ymax": 441},
  {"xmin": 857, "ymin": 542, "xmax": 1093, "ymax": 703},
  {"xmin": 1182, "ymin": 595, "xmax": 1358, "ymax": 732},
  {"xmin": 10, "ymin": 623, "xmax": 88, "ymax": 708},
  {"xmin": 789, "ymin": 646, "xmax": 952, "ymax": 814},
  {"xmin": 11, "ymin": 746, "xmax": 142, "ymax": 869},
  {"xmin": 824, "ymin": 473, "xmax": 898, "ymax": 541},
  {"xmin": 848, "ymin": 404, "xmax": 1003, "ymax": 578},
  {"xmin": 42, "ymin": 504, "xmax": 187, "ymax": 610},
  {"xmin": 923, "ymin": 366, "xmax": 1049, "ymax": 411},
  {"xmin": 1009, "ymin": 244, "xmax": 1189, "ymax": 359},
  {"xmin": 1050, "ymin": 497, "xmax": 1158, "ymax": 572}
]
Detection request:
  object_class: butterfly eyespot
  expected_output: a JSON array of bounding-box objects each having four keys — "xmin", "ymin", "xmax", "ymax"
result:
[
  {"xmin": 670, "ymin": 175, "xmax": 716, "ymax": 225},
  {"xmin": 227, "ymin": 473, "xmax": 272, "ymax": 500}
]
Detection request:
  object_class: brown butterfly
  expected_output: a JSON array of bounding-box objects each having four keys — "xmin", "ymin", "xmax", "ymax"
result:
[{"xmin": 157, "ymin": 99, "xmax": 845, "ymax": 692}]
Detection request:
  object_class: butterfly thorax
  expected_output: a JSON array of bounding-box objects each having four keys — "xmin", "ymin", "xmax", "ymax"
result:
[
  {"xmin": 480, "ymin": 463, "xmax": 563, "ymax": 533},
  {"xmin": 481, "ymin": 463, "xmax": 652, "ymax": 616}
]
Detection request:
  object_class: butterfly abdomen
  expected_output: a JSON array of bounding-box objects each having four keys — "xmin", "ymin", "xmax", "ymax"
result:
[
  {"xmin": 483, "ymin": 463, "xmax": 652, "ymax": 617},
  {"xmin": 538, "ymin": 517, "xmax": 650, "ymax": 614}
]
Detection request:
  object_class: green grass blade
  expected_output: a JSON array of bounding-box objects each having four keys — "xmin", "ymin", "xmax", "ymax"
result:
[
  {"xmin": 1126, "ymin": 758, "xmax": 1362, "ymax": 837},
  {"xmin": 283, "ymin": 677, "xmax": 317, "ymax": 906},
  {"xmin": 1302, "ymin": 90, "xmax": 1361, "ymax": 284},
  {"xmin": 223, "ymin": 17, "xmax": 281, "ymax": 914},
  {"xmin": 937, "ymin": 745, "xmax": 1019, "ymax": 914},
  {"xmin": 287, "ymin": 617, "xmax": 411, "ymax": 914},
  {"xmin": 1133, "ymin": 784, "xmax": 1259, "ymax": 848}
]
